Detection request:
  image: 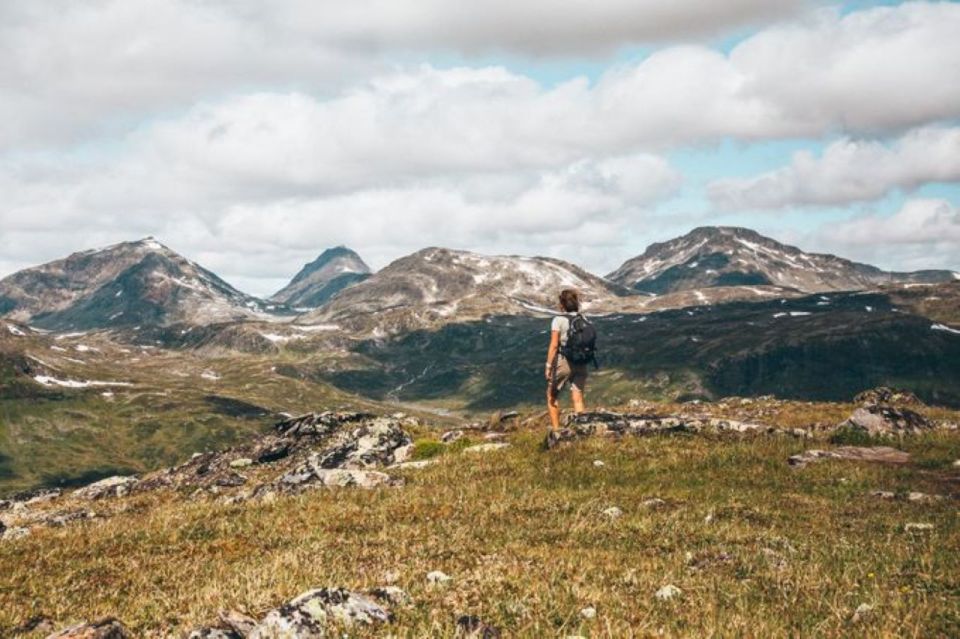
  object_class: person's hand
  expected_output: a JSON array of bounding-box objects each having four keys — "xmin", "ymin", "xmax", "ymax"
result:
[{"xmin": 544, "ymin": 363, "xmax": 554, "ymax": 380}]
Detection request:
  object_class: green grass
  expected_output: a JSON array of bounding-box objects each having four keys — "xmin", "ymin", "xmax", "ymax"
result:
[{"xmin": 2, "ymin": 428, "xmax": 959, "ymax": 637}]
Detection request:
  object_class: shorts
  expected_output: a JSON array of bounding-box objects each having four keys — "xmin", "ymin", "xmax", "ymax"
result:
[{"xmin": 549, "ymin": 355, "xmax": 588, "ymax": 396}]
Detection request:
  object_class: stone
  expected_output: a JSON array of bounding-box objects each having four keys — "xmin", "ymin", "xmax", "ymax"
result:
[
  {"xmin": 593, "ymin": 460, "xmax": 605, "ymax": 467},
  {"xmin": 393, "ymin": 443, "xmax": 415, "ymax": 464},
  {"xmin": 579, "ymin": 607, "xmax": 597, "ymax": 619},
  {"xmin": 1, "ymin": 524, "xmax": 30, "ymax": 541},
  {"xmin": 45, "ymin": 510, "xmax": 96, "ymax": 527},
  {"xmin": 904, "ymin": 522, "xmax": 934, "ymax": 532},
  {"xmin": 463, "ymin": 443, "xmax": 510, "ymax": 454},
  {"xmin": 369, "ymin": 586, "xmax": 411, "ymax": 606},
  {"xmin": 854, "ymin": 387, "xmax": 921, "ymax": 407},
  {"xmin": 45, "ymin": 618, "xmax": 132, "ymax": 638},
  {"xmin": 483, "ymin": 432, "xmax": 507, "ymax": 441},
  {"xmin": 427, "ymin": 570, "xmax": 452, "ymax": 585},
  {"xmin": 788, "ymin": 446, "xmax": 911, "ymax": 467},
  {"xmin": 249, "ymin": 588, "xmax": 391, "ymax": 638},
  {"xmin": 73, "ymin": 476, "xmax": 138, "ymax": 500},
  {"xmin": 871, "ymin": 491, "xmax": 896, "ymax": 500},
  {"xmin": 602, "ymin": 506, "xmax": 623, "ymax": 520},
  {"xmin": 392, "ymin": 460, "xmax": 435, "ymax": 470},
  {"xmin": 455, "ymin": 615, "xmax": 501, "ymax": 638},
  {"xmin": 441, "ymin": 430, "xmax": 465, "ymax": 443},
  {"xmin": 654, "ymin": 585, "xmax": 682, "ymax": 601},
  {"xmin": 906, "ymin": 492, "xmax": 942, "ymax": 502},
  {"xmin": 229, "ymin": 458, "xmax": 253, "ymax": 468},
  {"xmin": 838, "ymin": 405, "xmax": 932, "ymax": 436},
  {"xmin": 851, "ymin": 603, "xmax": 874, "ymax": 624},
  {"xmin": 641, "ymin": 498, "xmax": 667, "ymax": 509}
]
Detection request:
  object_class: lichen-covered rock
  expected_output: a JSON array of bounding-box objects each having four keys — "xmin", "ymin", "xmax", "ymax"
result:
[
  {"xmin": 368, "ymin": 586, "xmax": 411, "ymax": 606},
  {"xmin": 838, "ymin": 405, "xmax": 932, "ymax": 436},
  {"xmin": 45, "ymin": 618, "xmax": 131, "ymax": 639},
  {"xmin": 186, "ymin": 610, "xmax": 257, "ymax": 639},
  {"xmin": 788, "ymin": 446, "xmax": 911, "ymax": 467},
  {"xmin": 249, "ymin": 588, "xmax": 391, "ymax": 638},
  {"xmin": 854, "ymin": 387, "xmax": 922, "ymax": 407},
  {"xmin": 546, "ymin": 411, "xmax": 777, "ymax": 447},
  {"xmin": 73, "ymin": 476, "xmax": 138, "ymax": 500}
]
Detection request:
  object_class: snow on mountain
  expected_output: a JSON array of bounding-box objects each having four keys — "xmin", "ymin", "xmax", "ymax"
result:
[
  {"xmin": 607, "ymin": 227, "xmax": 958, "ymax": 295},
  {"xmin": 270, "ymin": 246, "xmax": 371, "ymax": 308},
  {"xmin": 0, "ymin": 237, "xmax": 279, "ymax": 330},
  {"xmin": 298, "ymin": 247, "xmax": 632, "ymax": 333}
]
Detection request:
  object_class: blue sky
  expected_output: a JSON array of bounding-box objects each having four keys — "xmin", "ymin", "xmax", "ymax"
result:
[{"xmin": 0, "ymin": 0, "xmax": 957, "ymax": 294}]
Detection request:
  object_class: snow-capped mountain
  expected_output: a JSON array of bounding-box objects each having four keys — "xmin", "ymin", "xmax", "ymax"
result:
[
  {"xmin": 271, "ymin": 246, "xmax": 371, "ymax": 308},
  {"xmin": 0, "ymin": 238, "xmax": 277, "ymax": 330},
  {"xmin": 607, "ymin": 227, "xmax": 958, "ymax": 294},
  {"xmin": 299, "ymin": 247, "xmax": 631, "ymax": 333}
]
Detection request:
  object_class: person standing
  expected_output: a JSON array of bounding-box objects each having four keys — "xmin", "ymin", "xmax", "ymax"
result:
[{"xmin": 545, "ymin": 289, "xmax": 596, "ymax": 432}]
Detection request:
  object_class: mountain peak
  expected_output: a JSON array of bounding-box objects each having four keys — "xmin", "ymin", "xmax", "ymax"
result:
[
  {"xmin": 608, "ymin": 227, "xmax": 957, "ymax": 294},
  {"xmin": 271, "ymin": 246, "xmax": 371, "ymax": 307}
]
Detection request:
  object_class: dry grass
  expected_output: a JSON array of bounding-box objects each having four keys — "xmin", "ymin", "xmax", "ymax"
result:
[{"xmin": 3, "ymin": 423, "xmax": 960, "ymax": 638}]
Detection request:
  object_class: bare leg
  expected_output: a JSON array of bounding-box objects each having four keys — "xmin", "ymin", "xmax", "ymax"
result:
[
  {"xmin": 547, "ymin": 387, "xmax": 561, "ymax": 430},
  {"xmin": 571, "ymin": 386, "xmax": 585, "ymax": 414}
]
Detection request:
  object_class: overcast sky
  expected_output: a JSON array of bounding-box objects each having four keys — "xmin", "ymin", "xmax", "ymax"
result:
[{"xmin": 1, "ymin": 0, "xmax": 958, "ymax": 296}]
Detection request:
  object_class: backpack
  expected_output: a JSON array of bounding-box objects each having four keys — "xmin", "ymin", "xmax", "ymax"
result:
[{"xmin": 561, "ymin": 313, "xmax": 598, "ymax": 368}]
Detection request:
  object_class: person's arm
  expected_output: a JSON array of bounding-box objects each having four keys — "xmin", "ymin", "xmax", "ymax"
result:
[{"xmin": 545, "ymin": 329, "xmax": 560, "ymax": 379}]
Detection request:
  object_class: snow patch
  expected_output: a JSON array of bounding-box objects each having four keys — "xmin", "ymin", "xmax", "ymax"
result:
[
  {"xmin": 932, "ymin": 323, "xmax": 960, "ymax": 335},
  {"xmin": 75, "ymin": 344, "xmax": 99, "ymax": 352},
  {"xmin": 773, "ymin": 311, "xmax": 811, "ymax": 318},
  {"xmin": 6, "ymin": 324, "xmax": 26, "ymax": 336},
  {"xmin": 33, "ymin": 376, "xmax": 133, "ymax": 388}
]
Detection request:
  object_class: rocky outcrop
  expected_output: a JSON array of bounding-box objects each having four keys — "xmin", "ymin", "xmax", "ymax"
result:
[
  {"xmin": 837, "ymin": 405, "xmax": 933, "ymax": 436},
  {"xmin": 73, "ymin": 476, "xmax": 138, "ymax": 500},
  {"xmin": 45, "ymin": 618, "xmax": 132, "ymax": 639},
  {"xmin": 190, "ymin": 587, "xmax": 397, "ymax": 638},
  {"xmin": 854, "ymin": 387, "xmax": 922, "ymax": 407},
  {"xmin": 788, "ymin": 446, "xmax": 911, "ymax": 467},
  {"xmin": 545, "ymin": 411, "xmax": 786, "ymax": 447}
]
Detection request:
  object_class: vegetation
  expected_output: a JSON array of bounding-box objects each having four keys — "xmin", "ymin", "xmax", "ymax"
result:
[{"xmin": 2, "ymin": 418, "xmax": 959, "ymax": 637}]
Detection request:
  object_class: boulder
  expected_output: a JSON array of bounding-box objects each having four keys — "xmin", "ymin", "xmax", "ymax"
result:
[
  {"xmin": 45, "ymin": 618, "xmax": 131, "ymax": 639},
  {"xmin": 249, "ymin": 588, "xmax": 391, "ymax": 638},
  {"xmin": 838, "ymin": 405, "xmax": 932, "ymax": 436},
  {"xmin": 854, "ymin": 387, "xmax": 922, "ymax": 407},
  {"xmin": 788, "ymin": 446, "xmax": 911, "ymax": 467},
  {"xmin": 73, "ymin": 476, "xmax": 138, "ymax": 500}
]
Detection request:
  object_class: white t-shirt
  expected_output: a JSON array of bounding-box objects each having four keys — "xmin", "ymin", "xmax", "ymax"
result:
[{"xmin": 550, "ymin": 312, "xmax": 581, "ymax": 347}]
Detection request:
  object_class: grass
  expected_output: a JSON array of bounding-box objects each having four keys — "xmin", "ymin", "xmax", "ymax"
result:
[{"xmin": 2, "ymin": 425, "xmax": 959, "ymax": 637}]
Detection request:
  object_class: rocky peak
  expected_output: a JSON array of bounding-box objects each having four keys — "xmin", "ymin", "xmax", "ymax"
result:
[
  {"xmin": 271, "ymin": 246, "xmax": 371, "ymax": 308},
  {"xmin": 607, "ymin": 226, "xmax": 957, "ymax": 295},
  {"xmin": 0, "ymin": 238, "xmax": 273, "ymax": 330}
]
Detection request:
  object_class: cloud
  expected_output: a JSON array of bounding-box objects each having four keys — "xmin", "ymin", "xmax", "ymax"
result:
[
  {"xmin": 708, "ymin": 126, "xmax": 960, "ymax": 210},
  {"xmin": 3, "ymin": 2, "xmax": 960, "ymax": 294},
  {"xmin": 813, "ymin": 199, "xmax": 960, "ymax": 272}
]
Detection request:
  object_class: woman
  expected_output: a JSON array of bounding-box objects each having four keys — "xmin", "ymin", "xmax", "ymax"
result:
[{"xmin": 545, "ymin": 289, "xmax": 589, "ymax": 431}]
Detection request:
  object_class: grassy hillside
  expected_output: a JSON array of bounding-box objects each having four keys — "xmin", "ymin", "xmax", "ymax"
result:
[{"xmin": 2, "ymin": 412, "xmax": 959, "ymax": 637}]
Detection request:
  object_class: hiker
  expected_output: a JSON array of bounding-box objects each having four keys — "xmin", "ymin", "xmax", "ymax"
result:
[{"xmin": 545, "ymin": 289, "xmax": 597, "ymax": 432}]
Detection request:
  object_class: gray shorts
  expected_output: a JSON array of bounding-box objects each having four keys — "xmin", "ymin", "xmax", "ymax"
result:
[{"xmin": 549, "ymin": 355, "xmax": 588, "ymax": 396}]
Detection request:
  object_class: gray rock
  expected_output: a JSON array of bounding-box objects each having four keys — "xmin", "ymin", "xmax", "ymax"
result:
[
  {"xmin": 45, "ymin": 618, "xmax": 132, "ymax": 638},
  {"xmin": 904, "ymin": 522, "xmax": 935, "ymax": 532},
  {"xmin": 74, "ymin": 476, "xmax": 138, "ymax": 500},
  {"xmin": 654, "ymin": 585, "xmax": 682, "ymax": 601},
  {"xmin": 788, "ymin": 446, "xmax": 911, "ymax": 467},
  {"xmin": 427, "ymin": 570, "xmax": 452, "ymax": 585},
  {"xmin": 602, "ymin": 506, "xmax": 623, "ymax": 520},
  {"xmin": 249, "ymin": 588, "xmax": 391, "ymax": 638},
  {"xmin": 441, "ymin": 430, "xmax": 465, "ymax": 443},
  {"xmin": 838, "ymin": 405, "xmax": 932, "ymax": 436},
  {"xmin": 579, "ymin": 607, "xmax": 597, "ymax": 619}
]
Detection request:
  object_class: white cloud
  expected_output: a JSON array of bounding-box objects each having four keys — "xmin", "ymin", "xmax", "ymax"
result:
[
  {"xmin": 708, "ymin": 126, "xmax": 960, "ymax": 210},
  {"xmin": 3, "ymin": 2, "xmax": 960, "ymax": 294},
  {"xmin": 814, "ymin": 199, "xmax": 960, "ymax": 272}
]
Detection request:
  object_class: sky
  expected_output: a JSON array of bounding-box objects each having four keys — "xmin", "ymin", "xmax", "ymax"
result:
[{"xmin": 1, "ymin": 0, "xmax": 958, "ymax": 296}]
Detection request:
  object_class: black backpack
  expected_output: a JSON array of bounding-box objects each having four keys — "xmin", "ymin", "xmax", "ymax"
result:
[{"xmin": 561, "ymin": 313, "xmax": 598, "ymax": 368}]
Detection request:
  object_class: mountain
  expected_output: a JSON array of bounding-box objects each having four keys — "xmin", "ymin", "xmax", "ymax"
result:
[
  {"xmin": 0, "ymin": 238, "xmax": 278, "ymax": 331},
  {"xmin": 271, "ymin": 246, "xmax": 371, "ymax": 308},
  {"xmin": 607, "ymin": 226, "xmax": 958, "ymax": 294},
  {"xmin": 298, "ymin": 247, "xmax": 632, "ymax": 333}
]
